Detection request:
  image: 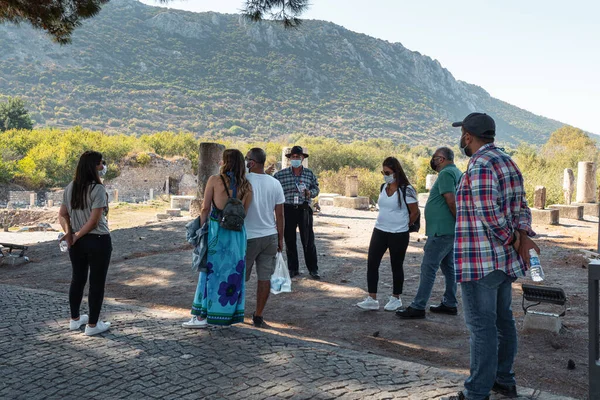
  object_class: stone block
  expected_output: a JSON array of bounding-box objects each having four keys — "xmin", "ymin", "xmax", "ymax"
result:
[
  {"xmin": 523, "ymin": 312, "xmax": 562, "ymax": 334},
  {"xmin": 425, "ymin": 174, "xmax": 437, "ymax": 191},
  {"xmin": 417, "ymin": 193, "xmax": 429, "ymax": 208},
  {"xmin": 166, "ymin": 208, "xmax": 182, "ymax": 217},
  {"xmin": 170, "ymin": 195, "xmax": 196, "ymax": 211},
  {"xmin": 571, "ymin": 202, "xmax": 600, "ymax": 217},
  {"xmin": 533, "ymin": 186, "xmax": 546, "ymax": 209},
  {"xmin": 318, "ymin": 193, "xmax": 341, "ymax": 207},
  {"xmin": 548, "ymin": 204, "xmax": 584, "ymax": 220},
  {"xmin": 345, "ymin": 176, "xmax": 359, "ymax": 198},
  {"xmin": 156, "ymin": 213, "xmax": 170, "ymax": 220},
  {"xmin": 530, "ymin": 208, "xmax": 559, "ymax": 225},
  {"xmin": 333, "ymin": 196, "xmax": 370, "ymax": 210}
]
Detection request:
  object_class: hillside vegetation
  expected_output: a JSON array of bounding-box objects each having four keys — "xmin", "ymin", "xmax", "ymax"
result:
[
  {"xmin": 0, "ymin": 0, "xmax": 566, "ymax": 145},
  {"xmin": 0, "ymin": 126, "xmax": 597, "ymax": 206}
]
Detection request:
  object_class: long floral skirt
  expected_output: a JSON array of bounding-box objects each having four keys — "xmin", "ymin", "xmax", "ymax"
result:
[{"xmin": 190, "ymin": 216, "xmax": 246, "ymax": 325}]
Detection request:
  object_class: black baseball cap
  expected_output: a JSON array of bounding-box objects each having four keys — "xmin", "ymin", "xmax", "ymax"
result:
[
  {"xmin": 286, "ymin": 145, "xmax": 309, "ymax": 158},
  {"xmin": 452, "ymin": 112, "xmax": 496, "ymax": 138}
]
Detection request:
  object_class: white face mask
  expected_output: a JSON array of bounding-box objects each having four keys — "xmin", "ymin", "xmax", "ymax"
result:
[
  {"xmin": 290, "ymin": 159, "xmax": 302, "ymax": 168},
  {"xmin": 383, "ymin": 174, "xmax": 395, "ymax": 184},
  {"xmin": 99, "ymin": 164, "xmax": 108, "ymax": 177}
]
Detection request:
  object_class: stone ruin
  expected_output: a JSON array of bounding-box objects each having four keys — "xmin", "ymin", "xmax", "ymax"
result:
[{"xmin": 104, "ymin": 153, "xmax": 197, "ymax": 203}]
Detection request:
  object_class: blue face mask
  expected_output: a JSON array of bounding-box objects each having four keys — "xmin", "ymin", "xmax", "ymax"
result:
[
  {"xmin": 290, "ymin": 159, "xmax": 302, "ymax": 168},
  {"xmin": 383, "ymin": 174, "xmax": 395, "ymax": 184}
]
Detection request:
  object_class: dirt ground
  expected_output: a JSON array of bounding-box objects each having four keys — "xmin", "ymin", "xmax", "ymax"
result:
[{"xmin": 0, "ymin": 204, "xmax": 596, "ymax": 399}]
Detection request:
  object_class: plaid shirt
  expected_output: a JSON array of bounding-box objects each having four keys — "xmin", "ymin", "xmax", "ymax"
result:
[
  {"xmin": 274, "ymin": 167, "xmax": 320, "ymax": 205},
  {"xmin": 454, "ymin": 144, "xmax": 535, "ymax": 283}
]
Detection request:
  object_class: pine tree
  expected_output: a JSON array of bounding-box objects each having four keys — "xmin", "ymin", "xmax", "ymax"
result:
[{"xmin": 0, "ymin": 97, "xmax": 34, "ymax": 131}]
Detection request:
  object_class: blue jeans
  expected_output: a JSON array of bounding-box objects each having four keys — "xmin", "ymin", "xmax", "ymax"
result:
[
  {"xmin": 410, "ymin": 235, "xmax": 457, "ymax": 310},
  {"xmin": 461, "ymin": 270, "xmax": 518, "ymax": 400}
]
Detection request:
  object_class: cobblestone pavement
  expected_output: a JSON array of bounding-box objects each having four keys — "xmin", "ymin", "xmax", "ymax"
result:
[{"xmin": 0, "ymin": 284, "xmax": 575, "ymax": 400}]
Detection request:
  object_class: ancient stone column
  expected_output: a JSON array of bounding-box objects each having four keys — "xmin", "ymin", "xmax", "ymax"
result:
[
  {"xmin": 114, "ymin": 189, "xmax": 119, "ymax": 203},
  {"xmin": 149, "ymin": 188, "xmax": 154, "ymax": 201},
  {"xmin": 47, "ymin": 200, "xmax": 54, "ymax": 207},
  {"xmin": 29, "ymin": 193, "xmax": 36, "ymax": 207},
  {"xmin": 576, "ymin": 161, "xmax": 597, "ymax": 203},
  {"xmin": 281, "ymin": 147, "xmax": 308, "ymax": 169},
  {"xmin": 563, "ymin": 168, "xmax": 575, "ymax": 205},
  {"xmin": 345, "ymin": 176, "xmax": 359, "ymax": 198},
  {"xmin": 165, "ymin": 177, "xmax": 170, "ymax": 197},
  {"xmin": 426, "ymin": 174, "xmax": 438, "ymax": 191},
  {"xmin": 198, "ymin": 142, "xmax": 225, "ymax": 199},
  {"xmin": 533, "ymin": 186, "xmax": 546, "ymax": 209}
]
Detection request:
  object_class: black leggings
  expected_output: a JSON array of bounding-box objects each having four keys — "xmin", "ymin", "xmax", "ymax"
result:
[
  {"xmin": 69, "ymin": 234, "xmax": 112, "ymax": 324},
  {"xmin": 367, "ymin": 228, "xmax": 409, "ymax": 295}
]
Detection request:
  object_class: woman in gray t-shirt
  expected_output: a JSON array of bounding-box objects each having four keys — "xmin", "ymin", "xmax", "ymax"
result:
[{"xmin": 59, "ymin": 151, "xmax": 112, "ymax": 336}]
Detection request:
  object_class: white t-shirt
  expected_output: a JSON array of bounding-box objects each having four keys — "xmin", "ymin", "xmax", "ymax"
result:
[
  {"xmin": 245, "ymin": 173, "xmax": 286, "ymax": 240},
  {"xmin": 375, "ymin": 184, "xmax": 418, "ymax": 233}
]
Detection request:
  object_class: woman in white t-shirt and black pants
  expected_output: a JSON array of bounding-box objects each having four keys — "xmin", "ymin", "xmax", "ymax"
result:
[{"xmin": 357, "ymin": 157, "xmax": 419, "ymax": 311}]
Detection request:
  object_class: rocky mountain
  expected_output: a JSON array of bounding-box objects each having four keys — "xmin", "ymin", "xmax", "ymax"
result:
[{"xmin": 0, "ymin": 0, "xmax": 566, "ymax": 144}]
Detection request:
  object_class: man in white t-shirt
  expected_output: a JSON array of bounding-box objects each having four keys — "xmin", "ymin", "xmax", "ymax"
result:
[{"xmin": 244, "ymin": 148, "xmax": 286, "ymax": 328}]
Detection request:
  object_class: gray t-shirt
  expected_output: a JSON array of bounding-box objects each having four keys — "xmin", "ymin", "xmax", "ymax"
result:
[{"xmin": 63, "ymin": 182, "xmax": 110, "ymax": 235}]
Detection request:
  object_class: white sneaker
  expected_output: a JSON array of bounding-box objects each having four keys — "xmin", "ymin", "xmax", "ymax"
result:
[
  {"xmin": 182, "ymin": 316, "xmax": 208, "ymax": 329},
  {"xmin": 69, "ymin": 314, "xmax": 89, "ymax": 330},
  {"xmin": 383, "ymin": 296, "xmax": 403, "ymax": 311},
  {"xmin": 85, "ymin": 321, "xmax": 111, "ymax": 336},
  {"xmin": 356, "ymin": 296, "xmax": 380, "ymax": 310}
]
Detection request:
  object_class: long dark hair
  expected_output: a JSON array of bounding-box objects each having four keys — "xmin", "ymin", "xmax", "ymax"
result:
[
  {"xmin": 383, "ymin": 156, "xmax": 411, "ymax": 187},
  {"xmin": 71, "ymin": 150, "xmax": 103, "ymax": 210},
  {"xmin": 220, "ymin": 149, "xmax": 251, "ymax": 199}
]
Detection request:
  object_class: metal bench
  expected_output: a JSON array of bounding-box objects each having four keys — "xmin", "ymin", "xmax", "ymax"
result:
[{"xmin": 0, "ymin": 242, "xmax": 30, "ymax": 264}]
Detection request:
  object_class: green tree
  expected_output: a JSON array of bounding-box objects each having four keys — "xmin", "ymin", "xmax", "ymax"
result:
[{"xmin": 0, "ymin": 97, "xmax": 33, "ymax": 131}]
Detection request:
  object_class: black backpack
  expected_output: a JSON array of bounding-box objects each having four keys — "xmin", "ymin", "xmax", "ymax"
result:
[
  {"xmin": 379, "ymin": 183, "xmax": 421, "ymax": 233},
  {"xmin": 219, "ymin": 175, "xmax": 246, "ymax": 231}
]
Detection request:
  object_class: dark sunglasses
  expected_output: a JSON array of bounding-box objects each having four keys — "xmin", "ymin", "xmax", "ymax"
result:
[
  {"xmin": 381, "ymin": 170, "xmax": 393, "ymax": 176},
  {"xmin": 98, "ymin": 160, "xmax": 106, "ymax": 166},
  {"xmin": 244, "ymin": 157, "xmax": 256, "ymax": 162}
]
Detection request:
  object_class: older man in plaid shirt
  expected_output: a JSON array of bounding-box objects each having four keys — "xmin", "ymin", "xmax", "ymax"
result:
[{"xmin": 443, "ymin": 113, "xmax": 540, "ymax": 400}]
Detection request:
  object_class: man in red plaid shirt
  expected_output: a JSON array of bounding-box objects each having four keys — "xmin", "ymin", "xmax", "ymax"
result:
[{"xmin": 443, "ymin": 113, "xmax": 540, "ymax": 400}]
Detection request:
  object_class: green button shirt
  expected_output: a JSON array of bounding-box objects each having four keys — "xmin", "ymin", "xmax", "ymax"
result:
[{"xmin": 425, "ymin": 164, "xmax": 463, "ymax": 237}]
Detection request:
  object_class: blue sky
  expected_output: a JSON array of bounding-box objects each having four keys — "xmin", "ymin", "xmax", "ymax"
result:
[{"xmin": 140, "ymin": 0, "xmax": 599, "ymax": 135}]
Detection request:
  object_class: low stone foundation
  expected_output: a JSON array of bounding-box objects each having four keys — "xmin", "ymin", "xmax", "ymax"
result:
[
  {"xmin": 170, "ymin": 195, "xmax": 196, "ymax": 211},
  {"xmin": 530, "ymin": 208, "xmax": 559, "ymax": 225},
  {"xmin": 571, "ymin": 202, "xmax": 599, "ymax": 217},
  {"xmin": 548, "ymin": 204, "xmax": 584, "ymax": 220},
  {"xmin": 333, "ymin": 196, "xmax": 370, "ymax": 210}
]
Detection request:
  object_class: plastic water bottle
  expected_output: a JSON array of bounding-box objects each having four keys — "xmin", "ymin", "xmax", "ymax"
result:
[
  {"xmin": 271, "ymin": 277, "xmax": 286, "ymax": 291},
  {"xmin": 58, "ymin": 233, "xmax": 69, "ymax": 253},
  {"xmin": 529, "ymin": 249, "xmax": 544, "ymax": 282}
]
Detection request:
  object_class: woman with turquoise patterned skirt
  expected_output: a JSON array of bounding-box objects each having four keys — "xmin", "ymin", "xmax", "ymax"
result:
[{"xmin": 182, "ymin": 149, "xmax": 253, "ymax": 327}]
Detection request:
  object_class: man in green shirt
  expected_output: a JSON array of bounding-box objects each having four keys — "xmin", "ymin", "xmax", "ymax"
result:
[{"xmin": 397, "ymin": 147, "xmax": 463, "ymax": 319}]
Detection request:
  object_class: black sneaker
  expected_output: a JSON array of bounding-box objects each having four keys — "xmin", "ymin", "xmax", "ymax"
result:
[
  {"xmin": 396, "ymin": 306, "xmax": 425, "ymax": 319},
  {"xmin": 429, "ymin": 303, "xmax": 458, "ymax": 315},
  {"xmin": 252, "ymin": 312, "xmax": 269, "ymax": 328},
  {"xmin": 309, "ymin": 271, "xmax": 321, "ymax": 280},
  {"xmin": 289, "ymin": 270, "xmax": 300, "ymax": 278},
  {"xmin": 441, "ymin": 392, "xmax": 488, "ymax": 400},
  {"xmin": 492, "ymin": 382, "xmax": 517, "ymax": 398}
]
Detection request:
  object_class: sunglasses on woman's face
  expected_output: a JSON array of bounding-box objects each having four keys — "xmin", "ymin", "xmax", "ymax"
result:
[
  {"xmin": 99, "ymin": 160, "xmax": 106, "ymax": 166},
  {"xmin": 381, "ymin": 170, "xmax": 393, "ymax": 176}
]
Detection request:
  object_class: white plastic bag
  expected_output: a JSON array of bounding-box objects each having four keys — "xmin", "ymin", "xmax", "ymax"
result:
[{"xmin": 270, "ymin": 252, "xmax": 292, "ymax": 294}]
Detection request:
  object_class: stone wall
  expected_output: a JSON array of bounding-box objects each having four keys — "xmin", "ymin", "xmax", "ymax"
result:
[
  {"xmin": 104, "ymin": 153, "xmax": 195, "ymax": 203},
  {"xmin": 8, "ymin": 191, "xmax": 37, "ymax": 206}
]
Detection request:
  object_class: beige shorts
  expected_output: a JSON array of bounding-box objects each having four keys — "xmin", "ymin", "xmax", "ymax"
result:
[{"xmin": 245, "ymin": 234, "xmax": 278, "ymax": 281}]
